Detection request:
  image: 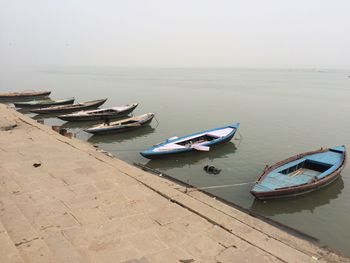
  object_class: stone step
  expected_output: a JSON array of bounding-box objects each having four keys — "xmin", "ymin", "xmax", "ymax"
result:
[
  {"xmin": 0, "ymin": 218, "xmax": 25, "ymax": 263},
  {"xmin": 0, "ymin": 178, "xmax": 89, "ymax": 263},
  {"xmin": 0, "ymin": 195, "xmax": 60, "ymax": 263}
]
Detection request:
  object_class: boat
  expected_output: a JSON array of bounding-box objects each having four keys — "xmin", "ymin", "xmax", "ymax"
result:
[
  {"xmin": 85, "ymin": 113, "xmax": 155, "ymax": 135},
  {"xmin": 140, "ymin": 123, "xmax": 240, "ymax": 159},
  {"xmin": 14, "ymin": 97, "xmax": 75, "ymax": 109},
  {"xmin": 30, "ymin": 99, "xmax": 107, "ymax": 114},
  {"xmin": 0, "ymin": 91, "xmax": 51, "ymax": 100},
  {"xmin": 250, "ymin": 146, "xmax": 347, "ymax": 199},
  {"xmin": 57, "ymin": 103, "xmax": 138, "ymax": 122}
]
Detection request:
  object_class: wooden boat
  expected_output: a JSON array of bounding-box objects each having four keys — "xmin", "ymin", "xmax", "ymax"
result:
[
  {"xmin": 57, "ymin": 103, "xmax": 138, "ymax": 122},
  {"xmin": 30, "ymin": 99, "xmax": 107, "ymax": 114},
  {"xmin": 0, "ymin": 91, "xmax": 51, "ymax": 100},
  {"xmin": 140, "ymin": 123, "xmax": 240, "ymax": 159},
  {"xmin": 251, "ymin": 146, "xmax": 347, "ymax": 199},
  {"xmin": 85, "ymin": 113, "xmax": 155, "ymax": 135},
  {"xmin": 14, "ymin": 97, "xmax": 75, "ymax": 109}
]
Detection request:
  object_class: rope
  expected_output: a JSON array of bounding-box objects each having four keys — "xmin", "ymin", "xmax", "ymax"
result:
[
  {"xmin": 235, "ymin": 130, "xmax": 243, "ymax": 146},
  {"xmin": 153, "ymin": 114, "xmax": 160, "ymax": 128},
  {"xmin": 106, "ymin": 148, "xmax": 144, "ymax": 152},
  {"xmin": 187, "ymin": 181, "xmax": 255, "ymax": 192}
]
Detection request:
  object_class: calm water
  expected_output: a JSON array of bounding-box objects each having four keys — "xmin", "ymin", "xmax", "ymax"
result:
[{"xmin": 1, "ymin": 67, "xmax": 350, "ymax": 255}]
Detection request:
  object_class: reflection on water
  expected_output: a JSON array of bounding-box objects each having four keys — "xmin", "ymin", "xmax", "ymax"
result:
[
  {"xmin": 250, "ymin": 177, "xmax": 344, "ymax": 216},
  {"xmin": 88, "ymin": 126, "xmax": 156, "ymax": 143},
  {"xmin": 145, "ymin": 142, "xmax": 237, "ymax": 170},
  {"xmin": 15, "ymin": 108, "xmax": 34, "ymax": 114},
  {"xmin": 61, "ymin": 119, "xmax": 104, "ymax": 129},
  {"xmin": 32, "ymin": 113, "xmax": 58, "ymax": 120}
]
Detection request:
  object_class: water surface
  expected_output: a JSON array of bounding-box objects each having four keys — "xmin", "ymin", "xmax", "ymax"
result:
[{"xmin": 1, "ymin": 67, "xmax": 350, "ymax": 255}]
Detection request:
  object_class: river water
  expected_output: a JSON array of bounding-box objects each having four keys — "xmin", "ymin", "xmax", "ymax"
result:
[{"xmin": 1, "ymin": 67, "xmax": 350, "ymax": 255}]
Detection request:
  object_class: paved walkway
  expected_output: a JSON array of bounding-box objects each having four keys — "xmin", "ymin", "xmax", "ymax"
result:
[{"xmin": 0, "ymin": 104, "xmax": 348, "ymax": 263}]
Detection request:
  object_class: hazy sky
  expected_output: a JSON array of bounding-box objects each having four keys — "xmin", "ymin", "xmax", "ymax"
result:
[{"xmin": 1, "ymin": 0, "xmax": 349, "ymax": 68}]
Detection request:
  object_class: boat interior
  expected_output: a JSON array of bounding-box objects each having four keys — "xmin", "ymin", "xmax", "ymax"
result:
[
  {"xmin": 176, "ymin": 134, "xmax": 217, "ymax": 147},
  {"xmin": 117, "ymin": 119, "xmax": 138, "ymax": 125},
  {"xmin": 252, "ymin": 147, "xmax": 345, "ymax": 193},
  {"xmin": 48, "ymin": 103, "xmax": 83, "ymax": 110},
  {"xmin": 152, "ymin": 127, "xmax": 234, "ymax": 152},
  {"xmin": 279, "ymin": 160, "xmax": 331, "ymax": 177},
  {"xmin": 80, "ymin": 105, "xmax": 135, "ymax": 116},
  {"xmin": 89, "ymin": 109, "xmax": 117, "ymax": 115},
  {"xmin": 102, "ymin": 118, "xmax": 139, "ymax": 127}
]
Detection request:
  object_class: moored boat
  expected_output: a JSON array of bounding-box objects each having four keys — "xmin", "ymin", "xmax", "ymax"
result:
[
  {"xmin": 0, "ymin": 91, "xmax": 51, "ymax": 100},
  {"xmin": 85, "ymin": 113, "xmax": 155, "ymax": 135},
  {"xmin": 57, "ymin": 103, "xmax": 138, "ymax": 122},
  {"xmin": 14, "ymin": 97, "xmax": 75, "ymax": 109},
  {"xmin": 140, "ymin": 123, "xmax": 240, "ymax": 159},
  {"xmin": 30, "ymin": 99, "xmax": 107, "ymax": 114},
  {"xmin": 251, "ymin": 146, "xmax": 347, "ymax": 199}
]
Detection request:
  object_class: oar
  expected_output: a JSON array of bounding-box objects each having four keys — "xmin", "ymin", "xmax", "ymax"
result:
[{"xmin": 191, "ymin": 144, "xmax": 210, "ymax": 151}]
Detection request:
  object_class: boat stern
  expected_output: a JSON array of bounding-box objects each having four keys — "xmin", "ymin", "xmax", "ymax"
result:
[
  {"xmin": 330, "ymin": 145, "xmax": 346, "ymax": 153},
  {"xmin": 140, "ymin": 148, "xmax": 157, "ymax": 159}
]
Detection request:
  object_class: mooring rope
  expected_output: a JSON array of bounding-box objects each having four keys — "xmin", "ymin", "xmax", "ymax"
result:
[
  {"xmin": 192, "ymin": 181, "xmax": 255, "ymax": 191},
  {"xmin": 104, "ymin": 148, "xmax": 144, "ymax": 152},
  {"xmin": 153, "ymin": 114, "xmax": 160, "ymax": 128},
  {"xmin": 235, "ymin": 130, "xmax": 243, "ymax": 146}
]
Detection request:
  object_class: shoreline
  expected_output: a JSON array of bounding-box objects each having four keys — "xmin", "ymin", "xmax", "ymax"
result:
[{"xmin": 0, "ymin": 103, "xmax": 348, "ymax": 263}]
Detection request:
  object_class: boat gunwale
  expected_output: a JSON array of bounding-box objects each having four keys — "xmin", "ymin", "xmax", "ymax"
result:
[
  {"xmin": 251, "ymin": 146, "xmax": 347, "ymax": 199},
  {"xmin": 85, "ymin": 113, "xmax": 155, "ymax": 134},
  {"xmin": 90, "ymin": 113, "xmax": 154, "ymax": 129},
  {"xmin": 140, "ymin": 123, "xmax": 240, "ymax": 158},
  {"xmin": 0, "ymin": 91, "xmax": 51, "ymax": 98},
  {"xmin": 151, "ymin": 123, "xmax": 239, "ymax": 149},
  {"xmin": 31, "ymin": 98, "xmax": 107, "ymax": 113},
  {"xmin": 14, "ymin": 97, "xmax": 75, "ymax": 107},
  {"xmin": 59, "ymin": 103, "xmax": 138, "ymax": 117}
]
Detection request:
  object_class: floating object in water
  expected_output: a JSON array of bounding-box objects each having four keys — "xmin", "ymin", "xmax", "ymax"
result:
[
  {"xmin": 203, "ymin": 165, "xmax": 221, "ymax": 174},
  {"xmin": 140, "ymin": 123, "xmax": 240, "ymax": 159},
  {"xmin": 251, "ymin": 146, "xmax": 346, "ymax": 199},
  {"xmin": 30, "ymin": 99, "xmax": 107, "ymax": 114},
  {"xmin": 14, "ymin": 97, "xmax": 75, "ymax": 109},
  {"xmin": 57, "ymin": 103, "xmax": 138, "ymax": 122},
  {"xmin": 85, "ymin": 113, "xmax": 155, "ymax": 135},
  {"xmin": 0, "ymin": 90, "xmax": 51, "ymax": 100}
]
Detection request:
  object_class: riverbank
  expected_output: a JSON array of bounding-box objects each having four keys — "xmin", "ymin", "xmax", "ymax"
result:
[{"xmin": 0, "ymin": 103, "xmax": 348, "ymax": 263}]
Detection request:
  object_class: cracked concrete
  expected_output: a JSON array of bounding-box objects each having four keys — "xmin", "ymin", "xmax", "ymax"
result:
[{"xmin": 0, "ymin": 103, "xmax": 349, "ymax": 263}]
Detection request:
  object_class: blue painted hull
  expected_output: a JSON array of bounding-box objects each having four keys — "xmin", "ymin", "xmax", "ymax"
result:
[
  {"xmin": 140, "ymin": 123, "xmax": 240, "ymax": 159},
  {"xmin": 251, "ymin": 146, "xmax": 347, "ymax": 199}
]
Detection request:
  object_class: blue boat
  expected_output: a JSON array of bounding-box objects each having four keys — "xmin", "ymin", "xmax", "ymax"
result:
[
  {"xmin": 140, "ymin": 123, "xmax": 240, "ymax": 159},
  {"xmin": 251, "ymin": 146, "xmax": 347, "ymax": 199}
]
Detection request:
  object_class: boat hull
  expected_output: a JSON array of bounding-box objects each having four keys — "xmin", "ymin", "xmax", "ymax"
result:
[
  {"xmin": 58, "ymin": 104, "xmax": 138, "ymax": 122},
  {"xmin": 251, "ymin": 147, "xmax": 347, "ymax": 200},
  {"xmin": 0, "ymin": 91, "xmax": 51, "ymax": 101},
  {"xmin": 141, "ymin": 132, "xmax": 235, "ymax": 159},
  {"xmin": 140, "ymin": 123, "xmax": 240, "ymax": 159},
  {"xmin": 31, "ymin": 99, "xmax": 107, "ymax": 114},
  {"xmin": 86, "ymin": 114, "xmax": 154, "ymax": 135},
  {"xmin": 14, "ymin": 98, "xmax": 75, "ymax": 109},
  {"xmin": 252, "ymin": 169, "xmax": 342, "ymax": 199}
]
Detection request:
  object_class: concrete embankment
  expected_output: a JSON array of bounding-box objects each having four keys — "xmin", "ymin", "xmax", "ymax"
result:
[{"xmin": 0, "ymin": 103, "xmax": 348, "ymax": 263}]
